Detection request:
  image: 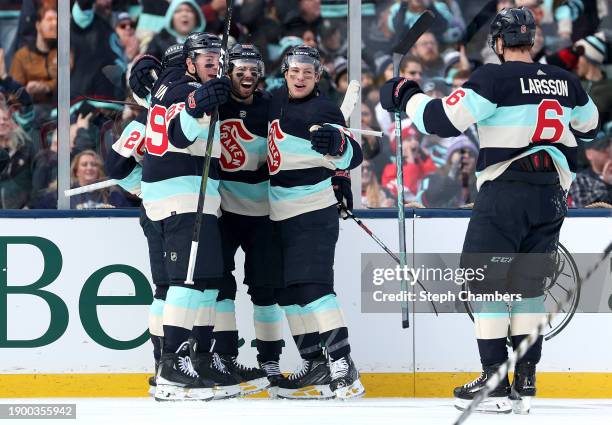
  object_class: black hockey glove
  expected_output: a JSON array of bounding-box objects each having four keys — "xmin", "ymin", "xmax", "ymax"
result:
[
  {"xmin": 129, "ymin": 55, "xmax": 162, "ymax": 98},
  {"xmin": 333, "ymin": 170, "xmax": 353, "ymax": 215},
  {"xmin": 380, "ymin": 77, "xmax": 423, "ymax": 113},
  {"xmin": 186, "ymin": 76, "xmax": 231, "ymax": 118},
  {"xmin": 310, "ymin": 124, "xmax": 347, "ymax": 156}
]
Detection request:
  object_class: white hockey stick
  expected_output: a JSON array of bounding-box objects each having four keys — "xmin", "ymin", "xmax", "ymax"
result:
[
  {"xmin": 64, "ymin": 179, "xmax": 118, "ymax": 197},
  {"xmin": 340, "ymin": 79, "xmax": 361, "ymax": 121}
]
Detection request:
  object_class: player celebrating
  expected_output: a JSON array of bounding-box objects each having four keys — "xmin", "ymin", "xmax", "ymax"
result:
[
  {"xmin": 267, "ymin": 45, "xmax": 364, "ymax": 399},
  {"xmin": 212, "ymin": 43, "xmax": 284, "ymax": 396},
  {"xmin": 380, "ymin": 7, "xmax": 599, "ymax": 414},
  {"xmin": 141, "ymin": 32, "xmax": 240, "ymax": 401}
]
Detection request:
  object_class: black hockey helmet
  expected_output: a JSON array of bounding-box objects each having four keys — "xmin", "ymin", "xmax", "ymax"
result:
[
  {"xmin": 162, "ymin": 44, "xmax": 185, "ymax": 69},
  {"xmin": 228, "ymin": 43, "xmax": 265, "ymax": 77},
  {"xmin": 488, "ymin": 7, "xmax": 536, "ymax": 52},
  {"xmin": 281, "ymin": 45, "xmax": 321, "ymax": 75},
  {"xmin": 183, "ymin": 31, "xmax": 222, "ymax": 59}
]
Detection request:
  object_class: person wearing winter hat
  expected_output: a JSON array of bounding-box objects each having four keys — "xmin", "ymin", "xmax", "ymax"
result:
[{"xmin": 574, "ymin": 32, "xmax": 612, "ymax": 123}]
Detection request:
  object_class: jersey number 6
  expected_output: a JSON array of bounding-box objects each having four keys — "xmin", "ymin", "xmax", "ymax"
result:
[{"xmin": 532, "ymin": 99, "xmax": 564, "ymax": 143}]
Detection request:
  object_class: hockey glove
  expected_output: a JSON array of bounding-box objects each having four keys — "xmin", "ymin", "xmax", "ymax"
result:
[
  {"xmin": 129, "ymin": 55, "xmax": 162, "ymax": 98},
  {"xmin": 185, "ymin": 76, "xmax": 231, "ymax": 118},
  {"xmin": 380, "ymin": 77, "xmax": 423, "ymax": 113},
  {"xmin": 310, "ymin": 124, "xmax": 347, "ymax": 156},
  {"xmin": 333, "ymin": 170, "xmax": 353, "ymax": 214}
]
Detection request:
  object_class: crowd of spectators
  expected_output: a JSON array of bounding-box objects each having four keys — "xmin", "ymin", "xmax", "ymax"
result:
[{"xmin": 0, "ymin": 0, "xmax": 610, "ymax": 210}]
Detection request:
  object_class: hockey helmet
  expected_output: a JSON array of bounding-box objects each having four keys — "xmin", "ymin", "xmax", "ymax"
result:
[
  {"xmin": 228, "ymin": 43, "xmax": 265, "ymax": 78},
  {"xmin": 488, "ymin": 7, "xmax": 536, "ymax": 52},
  {"xmin": 281, "ymin": 45, "xmax": 321, "ymax": 75},
  {"xmin": 162, "ymin": 44, "xmax": 185, "ymax": 69},
  {"xmin": 183, "ymin": 32, "xmax": 222, "ymax": 59}
]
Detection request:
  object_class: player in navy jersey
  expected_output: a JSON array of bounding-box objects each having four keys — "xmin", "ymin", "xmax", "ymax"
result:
[
  {"xmin": 211, "ymin": 43, "xmax": 284, "ymax": 396},
  {"xmin": 381, "ymin": 7, "xmax": 599, "ymax": 414},
  {"xmin": 267, "ymin": 45, "xmax": 364, "ymax": 400},
  {"xmin": 140, "ymin": 32, "xmax": 241, "ymax": 401}
]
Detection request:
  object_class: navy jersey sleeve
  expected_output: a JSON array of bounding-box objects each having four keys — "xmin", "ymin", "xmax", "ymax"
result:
[
  {"xmin": 317, "ymin": 100, "xmax": 363, "ymax": 170},
  {"xmin": 405, "ymin": 64, "xmax": 498, "ymax": 137}
]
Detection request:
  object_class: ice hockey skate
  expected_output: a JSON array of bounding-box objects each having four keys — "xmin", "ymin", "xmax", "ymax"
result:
[
  {"xmin": 453, "ymin": 364, "xmax": 512, "ymax": 413},
  {"xmin": 329, "ymin": 354, "xmax": 365, "ymax": 399},
  {"xmin": 218, "ymin": 354, "xmax": 269, "ymax": 396},
  {"xmin": 511, "ymin": 362, "xmax": 537, "ymax": 414},
  {"xmin": 277, "ymin": 355, "xmax": 335, "ymax": 400}
]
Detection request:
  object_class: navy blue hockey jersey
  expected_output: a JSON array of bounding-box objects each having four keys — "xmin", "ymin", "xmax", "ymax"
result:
[{"xmin": 405, "ymin": 61, "xmax": 599, "ymax": 191}]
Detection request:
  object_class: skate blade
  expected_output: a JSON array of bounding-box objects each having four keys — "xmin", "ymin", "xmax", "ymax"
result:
[
  {"xmin": 277, "ymin": 385, "xmax": 335, "ymax": 400},
  {"xmin": 154, "ymin": 384, "xmax": 215, "ymax": 401},
  {"xmin": 148, "ymin": 385, "xmax": 156, "ymax": 397},
  {"xmin": 454, "ymin": 396, "xmax": 512, "ymax": 414},
  {"xmin": 212, "ymin": 384, "xmax": 242, "ymax": 400},
  {"xmin": 512, "ymin": 396, "xmax": 532, "ymax": 414},
  {"xmin": 239, "ymin": 377, "xmax": 270, "ymax": 396},
  {"xmin": 267, "ymin": 386, "xmax": 279, "ymax": 399},
  {"xmin": 334, "ymin": 379, "xmax": 365, "ymax": 400}
]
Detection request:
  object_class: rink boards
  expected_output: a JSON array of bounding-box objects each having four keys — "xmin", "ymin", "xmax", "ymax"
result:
[{"xmin": 0, "ymin": 209, "xmax": 611, "ymax": 398}]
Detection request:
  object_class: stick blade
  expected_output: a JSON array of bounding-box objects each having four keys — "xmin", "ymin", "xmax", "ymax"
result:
[
  {"xmin": 392, "ymin": 10, "xmax": 436, "ymax": 56},
  {"xmin": 340, "ymin": 79, "xmax": 361, "ymax": 122}
]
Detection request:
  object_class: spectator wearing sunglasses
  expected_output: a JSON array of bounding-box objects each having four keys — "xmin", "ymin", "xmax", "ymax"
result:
[{"xmin": 114, "ymin": 12, "xmax": 139, "ymax": 62}]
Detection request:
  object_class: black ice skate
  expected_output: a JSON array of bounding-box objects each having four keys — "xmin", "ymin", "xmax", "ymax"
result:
[
  {"xmin": 329, "ymin": 354, "xmax": 365, "ymax": 399},
  {"xmin": 190, "ymin": 344, "xmax": 241, "ymax": 400},
  {"xmin": 510, "ymin": 362, "xmax": 536, "ymax": 414},
  {"xmin": 277, "ymin": 355, "xmax": 334, "ymax": 399},
  {"xmin": 218, "ymin": 354, "xmax": 270, "ymax": 396},
  {"xmin": 154, "ymin": 342, "xmax": 215, "ymax": 401},
  {"xmin": 148, "ymin": 360, "xmax": 158, "ymax": 396},
  {"xmin": 453, "ymin": 363, "xmax": 512, "ymax": 413},
  {"xmin": 259, "ymin": 360, "xmax": 284, "ymax": 398}
]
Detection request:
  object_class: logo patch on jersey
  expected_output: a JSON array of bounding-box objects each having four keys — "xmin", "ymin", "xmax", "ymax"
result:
[
  {"xmin": 537, "ymin": 69, "xmax": 547, "ymax": 76},
  {"xmin": 240, "ymin": 110, "xmax": 247, "ymax": 118},
  {"xmin": 267, "ymin": 119, "xmax": 286, "ymax": 175},
  {"xmin": 520, "ymin": 25, "xmax": 527, "ymax": 33},
  {"xmin": 220, "ymin": 119, "xmax": 256, "ymax": 171},
  {"xmin": 187, "ymin": 91, "xmax": 197, "ymax": 109}
]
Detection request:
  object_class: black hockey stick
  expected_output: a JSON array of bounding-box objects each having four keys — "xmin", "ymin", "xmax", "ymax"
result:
[
  {"xmin": 185, "ymin": 0, "xmax": 234, "ymax": 284},
  {"xmin": 392, "ymin": 10, "xmax": 436, "ymax": 329},
  {"xmin": 339, "ymin": 204, "xmax": 439, "ymax": 316},
  {"xmin": 453, "ymin": 241, "xmax": 612, "ymax": 424},
  {"xmin": 82, "ymin": 96, "xmax": 144, "ymax": 109},
  {"xmin": 459, "ymin": 0, "xmax": 497, "ymax": 47}
]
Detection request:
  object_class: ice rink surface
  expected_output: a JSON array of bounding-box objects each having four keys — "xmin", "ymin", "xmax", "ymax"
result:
[{"xmin": 3, "ymin": 398, "xmax": 612, "ymax": 425}]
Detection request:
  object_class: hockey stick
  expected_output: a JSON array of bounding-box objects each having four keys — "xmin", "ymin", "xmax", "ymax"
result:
[
  {"xmin": 393, "ymin": 10, "xmax": 436, "ymax": 328},
  {"xmin": 339, "ymin": 205, "xmax": 438, "ymax": 315},
  {"xmin": 82, "ymin": 96, "xmax": 143, "ymax": 109},
  {"xmin": 340, "ymin": 80, "xmax": 361, "ymax": 123},
  {"xmin": 459, "ymin": 0, "xmax": 497, "ymax": 47},
  {"xmin": 185, "ymin": 0, "xmax": 234, "ymax": 285},
  {"xmin": 453, "ymin": 241, "xmax": 612, "ymax": 425},
  {"xmin": 64, "ymin": 179, "xmax": 118, "ymax": 197}
]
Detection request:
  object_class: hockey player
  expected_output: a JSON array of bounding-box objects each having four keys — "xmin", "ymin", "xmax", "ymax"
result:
[
  {"xmin": 212, "ymin": 43, "xmax": 285, "ymax": 396},
  {"xmin": 141, "ymin": 32, "xmax": 240, "ymax": 401},
  {"xmin": 267, "ymin": 45, "xmax": 365, "ymax": 399},
  {"xmin": 380, "ymin": 7, "xmax": 599, "ymax": 414}
]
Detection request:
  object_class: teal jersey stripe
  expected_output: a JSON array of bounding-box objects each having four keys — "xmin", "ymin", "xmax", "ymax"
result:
[
  {"xmin": 412, "ymin": 96, "xmax": 432, "ymax": 135},
  {"xmin": 479, "ymin": 104, "xmax": 572, "ymax": 127},
  {"xmin": 270, "ymin": 178, "xmax": 331, "ymax": 202},
  {"xmin": 179, "ymin": 109, "xmax": 218, "ymax": 142},
  {"xmin": 303, "ymin": 294, "xmax": 340, "ymax": 314},
  {"xmin": 460, "ymin": 88, "xmax": 497, "ymax": 123},
  {"xmin": 220, "ymin": 180, "xmax": 268, "ymax": 202},
  {"xmin": 141, "ymin": 176, "xmax": 220, "ymax": 202},
  {"xmin": 281, "ymin": 304, "xmax": 301, "ymax": 316},
  {"xmin": 254, "ymin": 305, "xmax": 284, "ymax": 323},
  {"xmin": 166, "ymin": 286, "xmax": 201, "ymax": 310},
  {"xmin": 0, "ymin": 11, "xmax": 20, "ymax": 19},
  {"xmin": 150, "ymin": 298, "xmax": 165, "ymax": 316},
  {"xmin": 571, "ymin": 97, "xmax": 597, "ymax": 127},
  {"xmin": 277, "ymin": 133, "xmax": 321, "ymax": 157},
  {"xmin": 117, "ymin": 166, "xmax": 142, "ymax": 192},
  {"xmin": 216, "ymin": 299, "xmax": 235, "ymax": 313},
  {"xmin": 525, "ymin": 145, "xmax": 571, "ymax": 172}
]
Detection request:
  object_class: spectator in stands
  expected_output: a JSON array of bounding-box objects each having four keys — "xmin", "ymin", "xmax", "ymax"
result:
[
  {"xmin": 9, "ymin": 5, "xmax": 58, "ymax": 105},
  {"xmin": 570, "ymin": 131, "xmax": 612, "ymax": 207},
  {"xmin": 381, "ymin": 124, "xmax": 437, "ymax": 202},
  {"xmin": 136, "ymin": 0, "xmax": 171, "ymax": 53},
  {"xmin": 0, "ymin": 0, "xmax": 22, "ymax": 69},
  {"xmin": 410, "ymin": 32, "xmax": 444, "ymax": 79},
  {"xmin": 362, "ymin": 160, "xmax": 393, "ymax": 208},
  {"xmin": 361, "ymin": 102, "xmax": 391, "ymax": 181},
  {"xmin": 30, "ymin": 127, "xmax": 57, "ymax": 206},
  {"xmin": 146, "ymin": 0, "xmax": 206, "ymax": 60},
  {"xmin": 0, "ymin": 103, "xmax": 34, "ymax": 209},
  {"xmin": 574, "ymin": 33, "xmax": 612, "ymax": 124},
  {"xmin": 386, "ymin": 0, "xmax": 454, "ymax": 43},
  {"xmin": 71, "ymin": 0, "xmax": 127, "ymax": 101},
  {"xmin": 114, "ymin": 12, "xmax": 139, "ymax": 62},
  {"xmin": 416, "ymin": 136, "xmax": 478, "ymax": 207},
  {"xmin": 282, "ymin": 0, "xmax": 322, "ymax": 35}
]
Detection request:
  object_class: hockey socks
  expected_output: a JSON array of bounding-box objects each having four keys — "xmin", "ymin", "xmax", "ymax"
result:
[
  {"xmin": 191, "ymin": 289, "xmax": 218, "ymax": 353},
  {"xmin": 149, "ymin": 298, "xmax": 165, "ymax": 361},
  {"xmin": 212, "ymin": 298, "xmax": 239, "ymax": 356},
  {"xmin": 162, "ymin": 286, "xmax": 201, "ymax": 353},
  {"xmin": 510, "ymin": 296, "xmax": 546, "ymax": 364},
  {"xmin": 253, "ymin": 304, "xmax": 284, "ymax": 363},
  {"xmin": 304, "ymin": 294, "xmax": 350, "ymax": 360},
  {"xmin": 474, "ymin": 300, "xmax": 510, "ymax": 366},
  {"xmin": 282, "ymin": 304, "xmax": 322, "ymax": 359}
]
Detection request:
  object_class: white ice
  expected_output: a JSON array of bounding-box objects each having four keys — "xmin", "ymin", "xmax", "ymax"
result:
[{"xmin": 4, "ymin": 398, "xmax": 612, "ymax": 425}]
